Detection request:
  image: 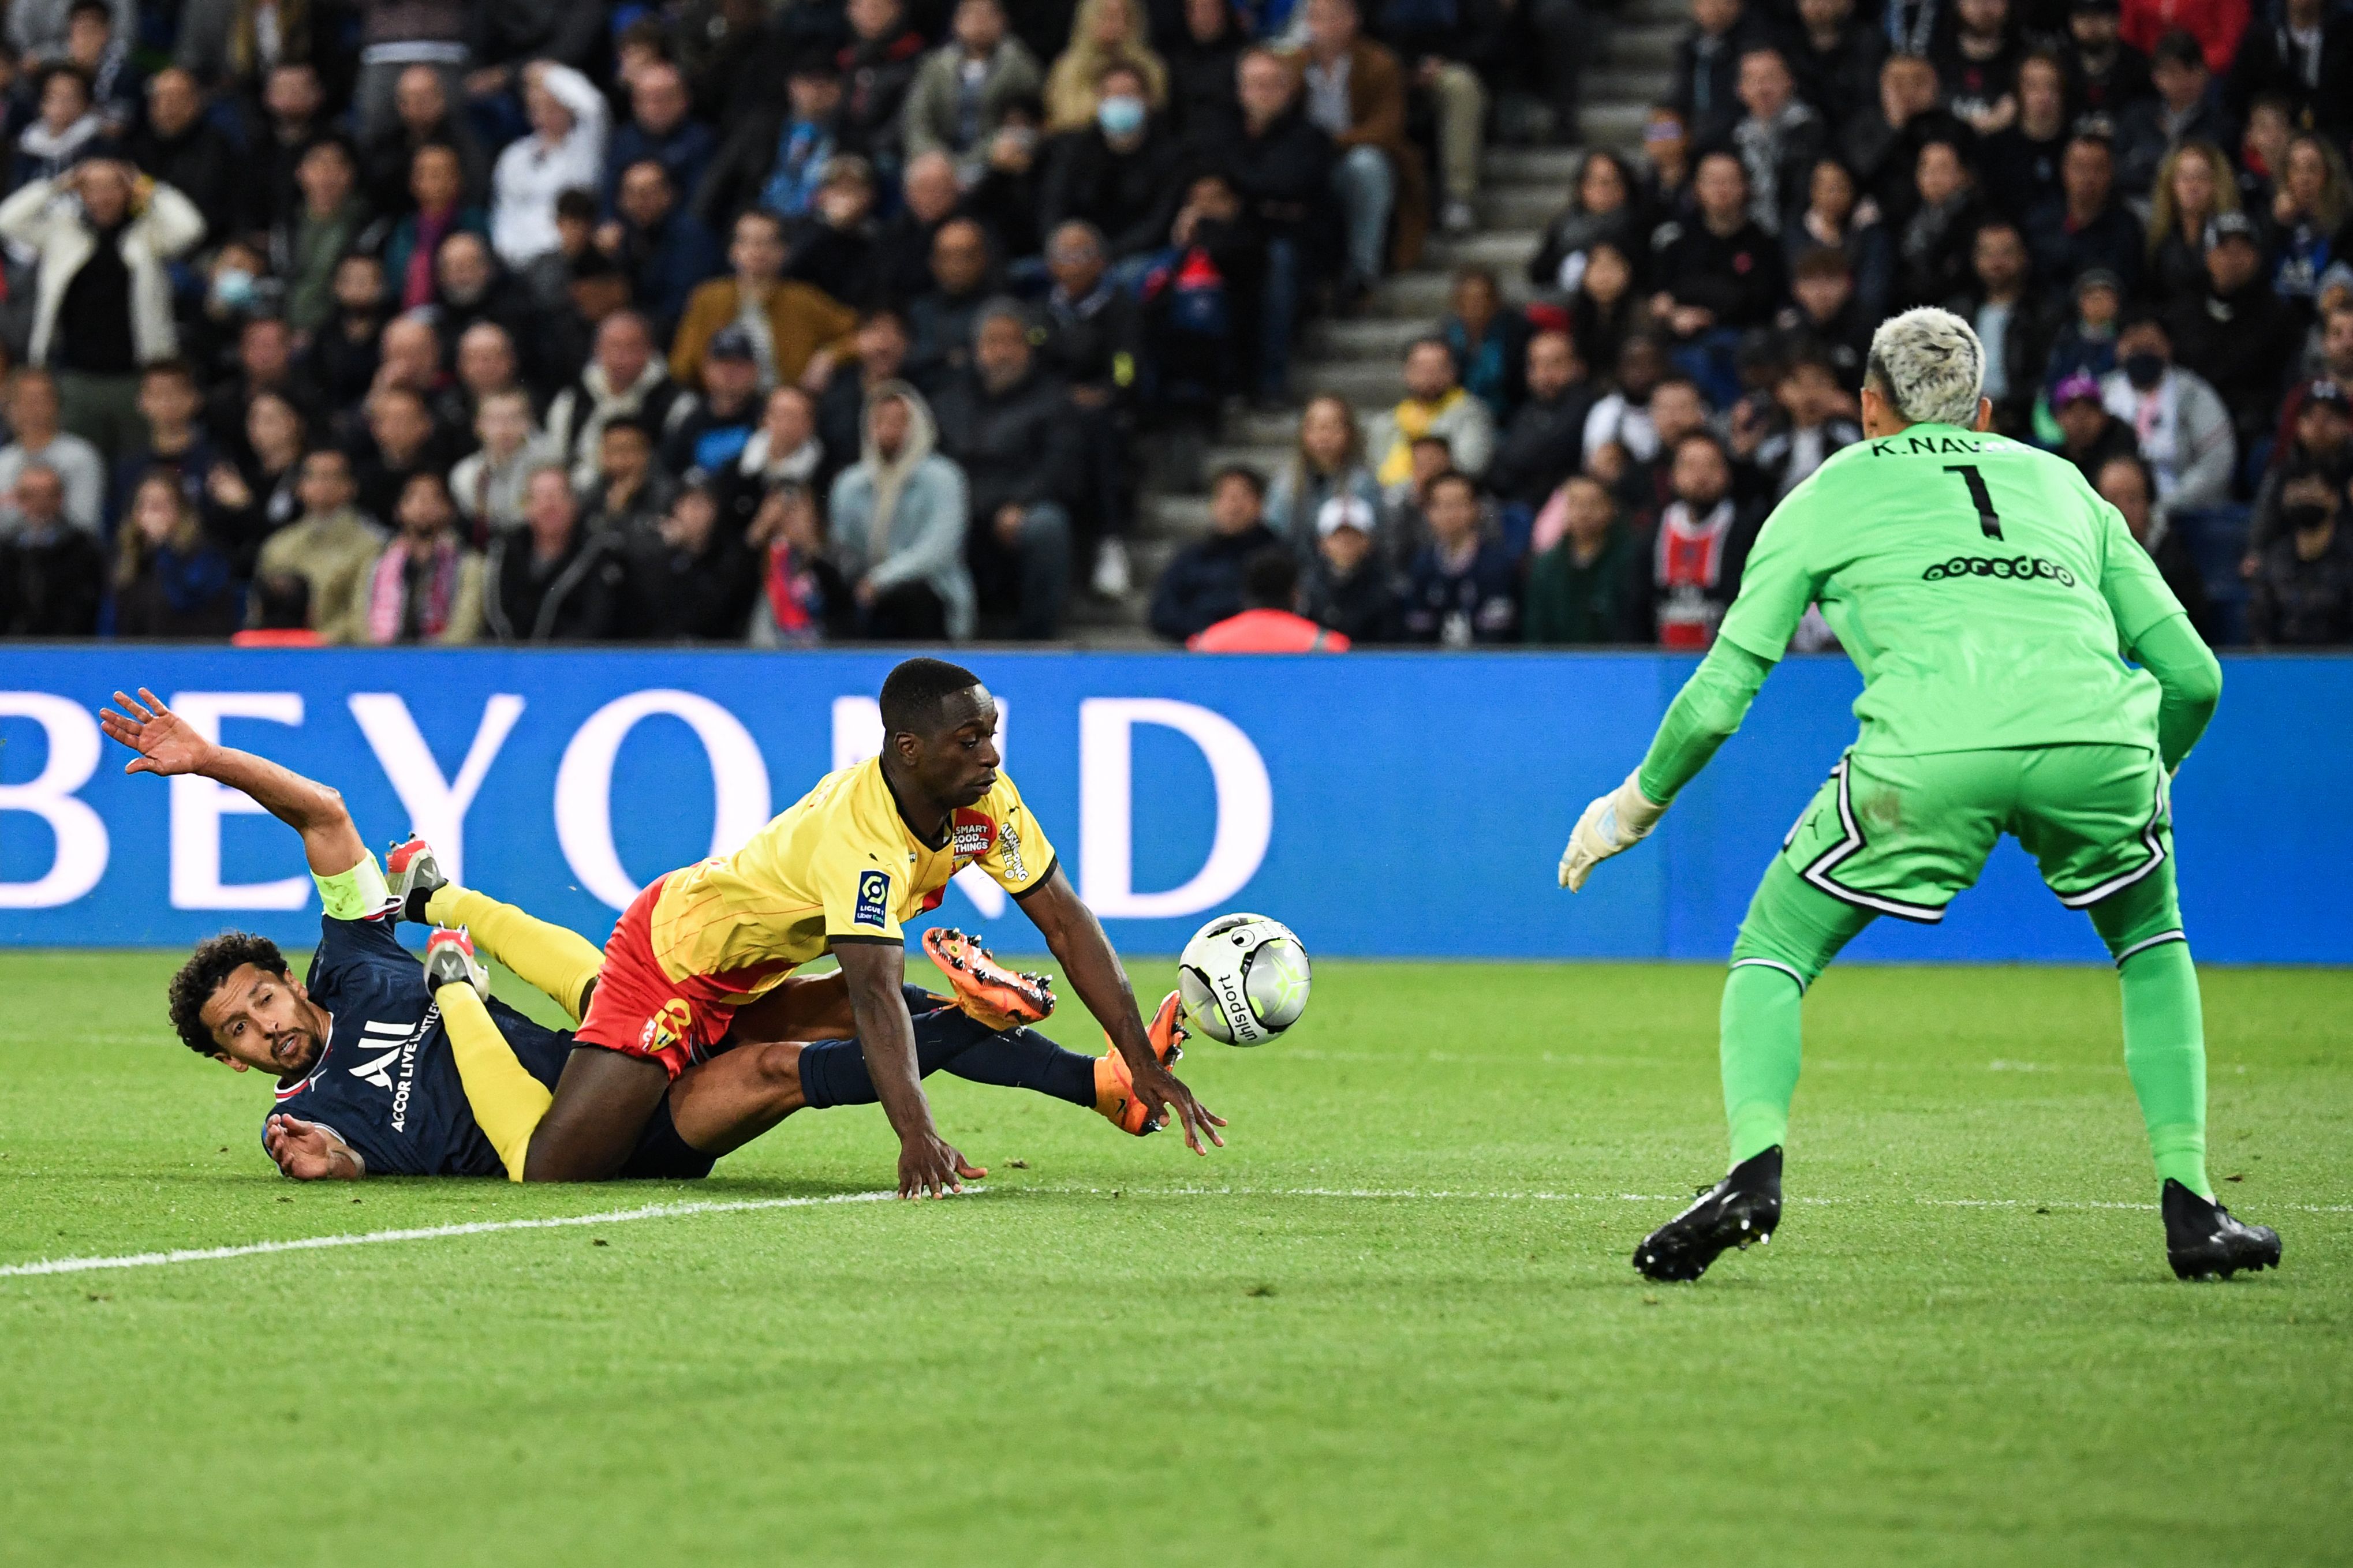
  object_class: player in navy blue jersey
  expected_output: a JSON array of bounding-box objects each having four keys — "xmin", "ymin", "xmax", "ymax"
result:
[{"xmin": 98, "ymin": 687, "xmax": 1160, "ymax": 1184}]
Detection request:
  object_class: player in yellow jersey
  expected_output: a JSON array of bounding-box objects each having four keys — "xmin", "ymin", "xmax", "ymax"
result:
[{"xmin": 536, "ymin": 657, "xmax": 1223, "ymax": 1193}]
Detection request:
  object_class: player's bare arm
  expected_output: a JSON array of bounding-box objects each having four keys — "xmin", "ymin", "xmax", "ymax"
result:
[
  {"xmin": 836, "ymin": 938, "xmax": 986, "ymax": 1197},
  {"xmin": 99, "ymin": 688, "xmax": 366, "ymax": 879},
  {"xmin": 1017, "ymin": 867, "xmax": 1225, "ymax": 1154}
]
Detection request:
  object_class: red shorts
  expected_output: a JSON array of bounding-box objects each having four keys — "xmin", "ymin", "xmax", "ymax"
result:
[{"xmin": 574, "ymin": 874, "xmax": 792, "ymax": 1080}]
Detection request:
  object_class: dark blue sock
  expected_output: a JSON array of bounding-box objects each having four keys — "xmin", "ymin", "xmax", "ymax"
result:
[
  {"xmin": 940, "ymin": 1023, "xmax": 1098, "ymax": 1108},
  {"xmin": 797, "ymin": 1004, "xmax": 1096, "ymax": 1112}
]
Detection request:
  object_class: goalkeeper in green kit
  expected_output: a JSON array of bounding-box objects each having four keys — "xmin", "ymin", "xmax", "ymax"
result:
[{"xmin": 1560, "ymin": 308, "xmax": 2281, "ymax": 1285}]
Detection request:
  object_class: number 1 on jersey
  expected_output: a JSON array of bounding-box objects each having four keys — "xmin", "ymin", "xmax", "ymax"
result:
[{"xmin": 1944, "ymin": 464, "xmax": 2003, "ymax": 540}]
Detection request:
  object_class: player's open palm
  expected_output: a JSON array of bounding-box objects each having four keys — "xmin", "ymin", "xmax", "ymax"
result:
[
  {"xmin": 1134, "ymin": 1061, "xmax": 1226, "ymax": 1155},
  {"xmin": 98, "ymin": 689, "xmax": 210, "ymax": 776}
]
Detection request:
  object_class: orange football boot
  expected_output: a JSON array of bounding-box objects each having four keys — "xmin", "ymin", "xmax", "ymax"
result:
[
  {"xmin": 921, "ymin": 926, "xmax": 1055, "ymax": 1031},
  {"xmin": 1093, "ymin": 989, "xmax": 1188, "ymax": 1136}
]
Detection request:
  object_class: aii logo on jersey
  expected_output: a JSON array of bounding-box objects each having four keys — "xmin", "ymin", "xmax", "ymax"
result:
[{"xmin": 855, "ymin": 870, "xmax": 891, "ymax": 927}]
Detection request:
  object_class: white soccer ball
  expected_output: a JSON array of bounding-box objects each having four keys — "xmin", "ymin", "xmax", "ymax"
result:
[{"xmin": 1177, "ymin": 913, "xmax": 1312, "ymax": 1046}]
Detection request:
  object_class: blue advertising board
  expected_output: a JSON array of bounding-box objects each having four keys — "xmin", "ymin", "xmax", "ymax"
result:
[{"xmin": 1, "ymin": 647, "xmax": 2344, "ymax": 963}]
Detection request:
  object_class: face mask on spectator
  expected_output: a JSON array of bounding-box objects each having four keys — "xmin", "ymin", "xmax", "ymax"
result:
[
  {"xmin": 1097, "ymin": 95, "xmax": 1145, "ymax": 138},
  {"xmin": 2122, "ymin": 351, "xmax": 2165, "ymax": 391},
  {"xmin": 214, "ymin": 269, "xmax": 259, "ymax": 312}
]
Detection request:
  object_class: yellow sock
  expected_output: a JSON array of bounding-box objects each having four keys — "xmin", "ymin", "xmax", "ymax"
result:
[
  {"xmin": 426, "ymin": 886, "xmax": 604, "ymax": 1024},
  {"xmin": 435, "ymin": 982, "xmax": 554, "ymax": 1182}
]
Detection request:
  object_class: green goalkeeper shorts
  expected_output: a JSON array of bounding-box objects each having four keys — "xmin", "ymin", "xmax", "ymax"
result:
[{"xmin": 1777, "ymin": 744, "xmax": 2170, "ymax": 925}]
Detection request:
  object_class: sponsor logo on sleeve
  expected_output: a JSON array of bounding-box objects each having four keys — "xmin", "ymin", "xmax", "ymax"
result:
[
  {"xmin": 998, "ymin": 818, "xmax": 1028, "ymax": 884},
  {"xmin": 951, "ymin": 810, "xmax": 998, "ymax": 867},
  {"xmin": 855, "ymin": 870, "xmax": 891, "ymax": 928}
]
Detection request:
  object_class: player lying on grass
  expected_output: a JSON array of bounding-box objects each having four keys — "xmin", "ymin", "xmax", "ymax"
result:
[{"xmin": 1559, "ymin": 306, "xmax": 2280, "ymax": 1285}]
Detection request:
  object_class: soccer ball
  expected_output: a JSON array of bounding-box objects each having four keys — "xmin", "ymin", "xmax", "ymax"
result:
[{"xmin": 1178, "ymin": 913, "xmax": 1312, "ymax": 1047}]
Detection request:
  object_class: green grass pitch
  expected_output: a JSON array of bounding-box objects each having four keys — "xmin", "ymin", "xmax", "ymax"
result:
[{"xmin": 2, "ymin": 950, "xmax": 2348, "ymax": 1567}]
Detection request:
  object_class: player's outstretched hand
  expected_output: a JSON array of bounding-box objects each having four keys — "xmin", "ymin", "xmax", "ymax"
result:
[
  {"xmin": 1132, "ymin": 1060, "xmax": 1226, "ymax": 1155},
  {"xmin": 264, "ymin": 1114, "xmax": 361, "ymax": 1181},
  {"xmin": 98, "ymin": 688, "xmax": 212, "ymax": 776},
  {"xmin": 897, "ymin": 1128, "xmax": 986, "ymax": 1199},
  {"xmin": 1558, "ymin": 770, "xmax": 1668, "ymax": 892}
]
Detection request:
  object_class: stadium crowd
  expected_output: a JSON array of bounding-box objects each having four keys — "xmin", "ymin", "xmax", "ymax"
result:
[{"xmin": 0, "ymin": 0, "xmax": 2344, "ymax": 648}]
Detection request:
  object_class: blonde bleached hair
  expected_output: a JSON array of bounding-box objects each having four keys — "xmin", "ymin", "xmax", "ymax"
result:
[{"xmin": 1866, "ymin": 307, "xmax": 1985, "ymax": 429}]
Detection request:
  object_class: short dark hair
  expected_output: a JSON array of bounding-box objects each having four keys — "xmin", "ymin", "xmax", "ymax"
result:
[
  {"xmin": 1211, "ymin": 463, "xmax": 1266, "ymax": 500},
  {"xmin": 141, "ymin": 358, "xmax": 196, "ymax": 388},
  {"xmin": 555, "ymin": 187, "xmax": 600, "ymax": 223},
  {"xmin": 169, "ymin": 932, "xmax": 290, "ymax": 1056},
  {"xmin": 1241, "ymin": 547, "xmax": 1298, "ymax": 610},
  {"xmin": 2151, "ymin": 28, "xmax": 2205, "ymax": 69},
  {"xmin": 879, "ymin": 657, "xmax": 984, "ymax": 736},
  {"xmin": 251, "ymin": 571, "xmax": 311, "ymax": 628},
  {"xmin": 600, "ymin": 414, "xmax": 653, "ymax": 443},
  {"xmin": 66, "ymin": 0, "xmax": 112, "ymax": 26},
  {"xmin": 1793, "ymin": 245, "xmax": 1853, "ymax": 282},
  {"xmin": 1426, "ymin": 469, "xmax": 1478, "ymax": 504}
]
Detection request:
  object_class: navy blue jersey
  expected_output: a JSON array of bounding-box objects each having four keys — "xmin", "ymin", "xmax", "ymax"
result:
[{"xmin": 267, "ymin": 912, "xmax": 576, "ymax": 1178}]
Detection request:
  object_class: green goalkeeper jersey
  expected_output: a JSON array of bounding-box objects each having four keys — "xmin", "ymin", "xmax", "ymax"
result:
[{"xmin": 1717, "ymin": 423, "xmax": 2188, "ymax": 758}]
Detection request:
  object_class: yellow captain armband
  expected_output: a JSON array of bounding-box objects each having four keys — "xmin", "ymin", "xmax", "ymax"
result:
[
  {"xmin": 1112, "ymin": 351, "xmax": 1135, "ymax": 388},
  {"xmin": 314, "ymin": 853, "xmax": 394, "ymax": 922}
]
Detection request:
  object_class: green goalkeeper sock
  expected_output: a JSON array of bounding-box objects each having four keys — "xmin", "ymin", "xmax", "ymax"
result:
[
  {"xmin": 1721, "ymin": 961, "xmax": 1806, "ymax": 1167},
  {"xmin": 2118, "ymin": 940, "xmax": 2210, "ymax": 1199}
]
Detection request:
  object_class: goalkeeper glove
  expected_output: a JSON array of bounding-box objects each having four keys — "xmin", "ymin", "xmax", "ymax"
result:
[{"xmin": 1558, "ymin": 770, "xmax": 1667, "ymax": 892}]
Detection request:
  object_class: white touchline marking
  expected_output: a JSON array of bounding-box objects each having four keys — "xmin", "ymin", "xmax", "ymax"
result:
[
  {"xmin": 0, "ymin": 1188, "xmax": 953, "ymax": 1279},
  {"xmin": 5, "ymin": 1185, "xmax": 2344, "ymax": 1279}
]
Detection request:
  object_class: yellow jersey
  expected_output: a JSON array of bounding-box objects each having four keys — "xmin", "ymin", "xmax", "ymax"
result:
[{"xmin": 645, "ymin": 757, "xmax": 1056, "ymax": 996}]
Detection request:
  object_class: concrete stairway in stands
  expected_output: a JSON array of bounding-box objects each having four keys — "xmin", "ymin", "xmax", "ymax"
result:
[{"xmin": 1070, "ymin": 0, "xmax": 1681, "ymax": 643}]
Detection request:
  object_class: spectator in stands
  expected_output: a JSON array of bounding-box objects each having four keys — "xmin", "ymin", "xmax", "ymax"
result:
[
  {"xmin": 965, "ymin": 95, "xmax": 1048, "ymax": 258},
  {"xmin": 1037, "ymin": 219, "xmax": 1143, "ymax": 594},
  {"xmin": 904, "ymin": 0, "xmax": 1044, "ymax": 182},
  {"xmin": 1786, "ymin": 158, "xmax": 1891, "ymax": 326},
  {"xmin": 385, "ymin": 144, "xmax": 488, "ymax": 314},
  {"xmin": 1582, "ymin": 334, "xmax": 1669, "ymax": 471},
  {"xmin": 0, "ymin": 158, "xmax": 204, "ymax": 465},
  {"xmin": 1979, "ymin": 51, "xmax": 2068, "ymax": 220},
  {"xmin": 1523, "ymin": 475, "xmax": 1637, "ymax": 643},
  {"xmin": 906, "ymin": 216, "xmax": 997, "ymax": 390},
  {"xmin": 1164, "ymin": 0, "xmax": 1244, "ymax": 137},
  {"xmin": 1486, "ymin": 330, "xmax": 1597, "ymax": 512},
  {"xmin": 2117, "ymin": 31, "xmax": 2235, "ymax": 198},
  {"xmin": 1440, "ymin": 267, "xmax": 1526, "ymax": 421},
  {"xmin": 1189, "ymin": 547, "xmax": 1351, "ymax": 649},
  {"xmin": 353, "ymin": 387, "xmax": 446, "ymax": 524},
  {"xmin": 1529, "ymin": 149, "xmax": 1642, "ymax": 300},
  {"xmin": 876, "ymin": 150, "xmax": 965, "ymax": 306},
  {"xmin": 1642, "ymin": 104, "xmax": 1694, "ymax": 212},
  {"xmin": 1934, "ymin": 0, "xmax": 2025, "ymax": 139},
  {"xmin": 829, "ymin": 381, "xmax": 976, "ymax": 639},
  {"xmin": 698, "ymin": 53, "xmax": 843, "ymax": 228},
  {"xmin": 1746, "ymin": 349, "xmax": 1862, "ymax": 497},
  {"xmin": 747, "ymin": 480, "xmax": 854, "ymax": 645},
  {"xmin": 2096, "ymin": 451, "xmax": 2214, "ymax": 642},
  {"xmin": 1611, "ymin": 372, "xmax": 1712, "ymax": 525},
  {"xmin": 580, "ymin": 416, "xmax": 675, "ymax": 537},
  {"xmin": 1634, "ymin": 430, "xmax": 1758, "ymax": 648},
  {"xmin": 1044, "ymin": 0, "xmax": 1167, "ymax": 133},
  {"xmin": 0, "ymin": 369, "xmax": 103, "ymax": 534},
  {"xmin": 600, "ymin": 159, "xmax": 724, "ymax": 343},
  {"xmin": 931, "ymin": 300, "xmax": 1077, "ymax": 637},
  {"xmin": 1730, "ymin": 46, "xmax": 1824, "ymax": 238},
  {"xmin": 114, "ymin": 359, "xmax": 216, "ymax": 515},
  {"xmin": 0, "ymin": 461, "xmax": 102, "ymax": 636},
  {"xmin": 2102, "ymin": 313, "xmax": 2236, "ymax": 523},
  {"xmin": 201, "ymin": 388, "xmax": 307, "ymax": 573},
  {"xmin": 724, "ymin": 383, "xmax": 829, "ymax": 544},
  {"xmin": 278, "ymin": 136, "xmax": 368, "ymax": 337},
  {"xmin": 356, "ymin": 470, "xmax": 484, "ymax": 645},
  {"xmin": 57, "ymin": 1, "xmax": 136, "ymax": 135},
  {"xmin": 484, "ymin": 465, "xmax": 629, "ymax": 642},
  {"xmin": 1297, "ymin": 0, "xmax": 1424, "ymax": 297},
  {"xmin": 2246, "ymin": 376, "xmax": 2352, "ymax": 566},
  {"xmin": 2043, "ymin": 268, "xmax": 2124, "ymax": 393},
  {"xmin": 783, "ymin": 155, "xmax": 883, "ymax": 310},
  {"xmin": 1773, "ymin": 244, "xmax": 1872, "ymax": 387},
  {"xmin": 253, "ymin": 448, "xmax": 388, "ymax": 642},
  {"xmin": 112, "ymin": 469, "xmax": 237, "ymax": 638},
  {"xmin": 2119, "ymin": 0, "xmax": 2244, "ymax": 77},
  {"xmin": 1298, "ymin": 492, "xmax": 1397, "ymax": 643},
  {"xmin": 817, "ymin": 309, "xmax": 912, "ymax": 487},
  {"xmin": 630, "ymin": 481, "xmax": 756, "ymax": 642},
  {"xmin": 1152, "ymin": 463, "xmax": 1280, "ymax": 642},
  {"xmin": 606, "ymin": 61, "xmax": 718, "ymax": 217},
  {"xmin": 1197, "ymin": 46, "xmax": 1332, "ymax": 406},
  {"xmin": 2225, "ymin": 0, "xmax": 2351, "ymax": 143},
  {"xmin": 2029, "ymin": 130, "xmax": 2143, "ymax": 297},
  {"xmin": 452, "ymin": 388, "xmax": 557, "ymax": 539},
  {"xmin": 125, "ymin": 68, "xmax": 233, "ymax": 242},
  {"xmin": 2267, "ymin": 133, "xmax": 2353, "ymax": 308},
  {"xmin": 1268, "ymin": 394, "xmax": 1384, "ymax": 557},
  {"xmin": 2050, "ymin": 369, "xmax": 2139, "ymax": 480},
  {"xmin": 2063, "ymin": 0, "xmax": 2152, "ymax": 119},
  {"xmin": 362, "ymin": 64, "xmax": 487, "ymax": 215},
  {"xmin": 1039, "ymin": 60, "xmax": 1182, "ymax": 267},
  {"xmin": 2146, "ymin": 141, "xmax": 2239, "ymax": 307},
  {"xmin": 2166, "ymin": 213, "xmax": 2296, "ymax": 451},
  {"xmin": 231, "ymin": 572, "xmax": 323, "ymax": 645},
  {"xmin": 1368, "ymin": 338, "xmax": 1494, "ymax": 487},
  {"xmin": 548, "ymin": 310, "xmax": 684, "ymax": 488},
  {"xmin": 1379, "ymin": 0, "xmax": 1496, "ymax": 235},
  {"xmin": 1671, "ymin": 0, "xmax": 1766, "ymax": 145},
  {"xmin": 10, "ymin": 63, "xmax": 102, "ymax": 193},
  {"xmin": 674, "ymin": 209, "xmax": 858, "ymax": 394},
  {"xmin": 664, "ymin": 327, "xmax": 767, "ymax": 480},
  {"xmin": 1650, "ymin": 150, "xmax": 1786, "ymax": 402},
  {"xmin": 1840, "ymin": 53, "xmax": 1952, "ymax": 218},
  {"xmin": 1382, "ymin": 432, "xmax": 1456, "ymax": 560},
  {"xmin": 490, "ymin": 63, "xmax": 608, "ymax": 266},
  {"xmin": 1400, "ymin": 469, "xmax": 1515, "ymax": 645},
  {"xmin": 1566, "ymin": 239, "xmax": 1649, "ymax": 386},
  {"xmin": 837, "ymin": 0, "xmax": 929, "ymax": 163},
  {"xmin": 1792, "ymin": 0, "xmax": 1886, "ymax": 128},
  {"xmin": 2247, "ymin": 459, "xmax": 2353, "ymax": 645},
  {"xmin": 1951, "ymin": 219, "xmax": 2050, "ymax": 435}
]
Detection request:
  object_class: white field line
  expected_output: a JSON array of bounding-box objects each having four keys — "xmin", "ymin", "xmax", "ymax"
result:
[{"xmin": 5, "ymin": 1184, "xmax": 2346, "ymax": 1280}]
